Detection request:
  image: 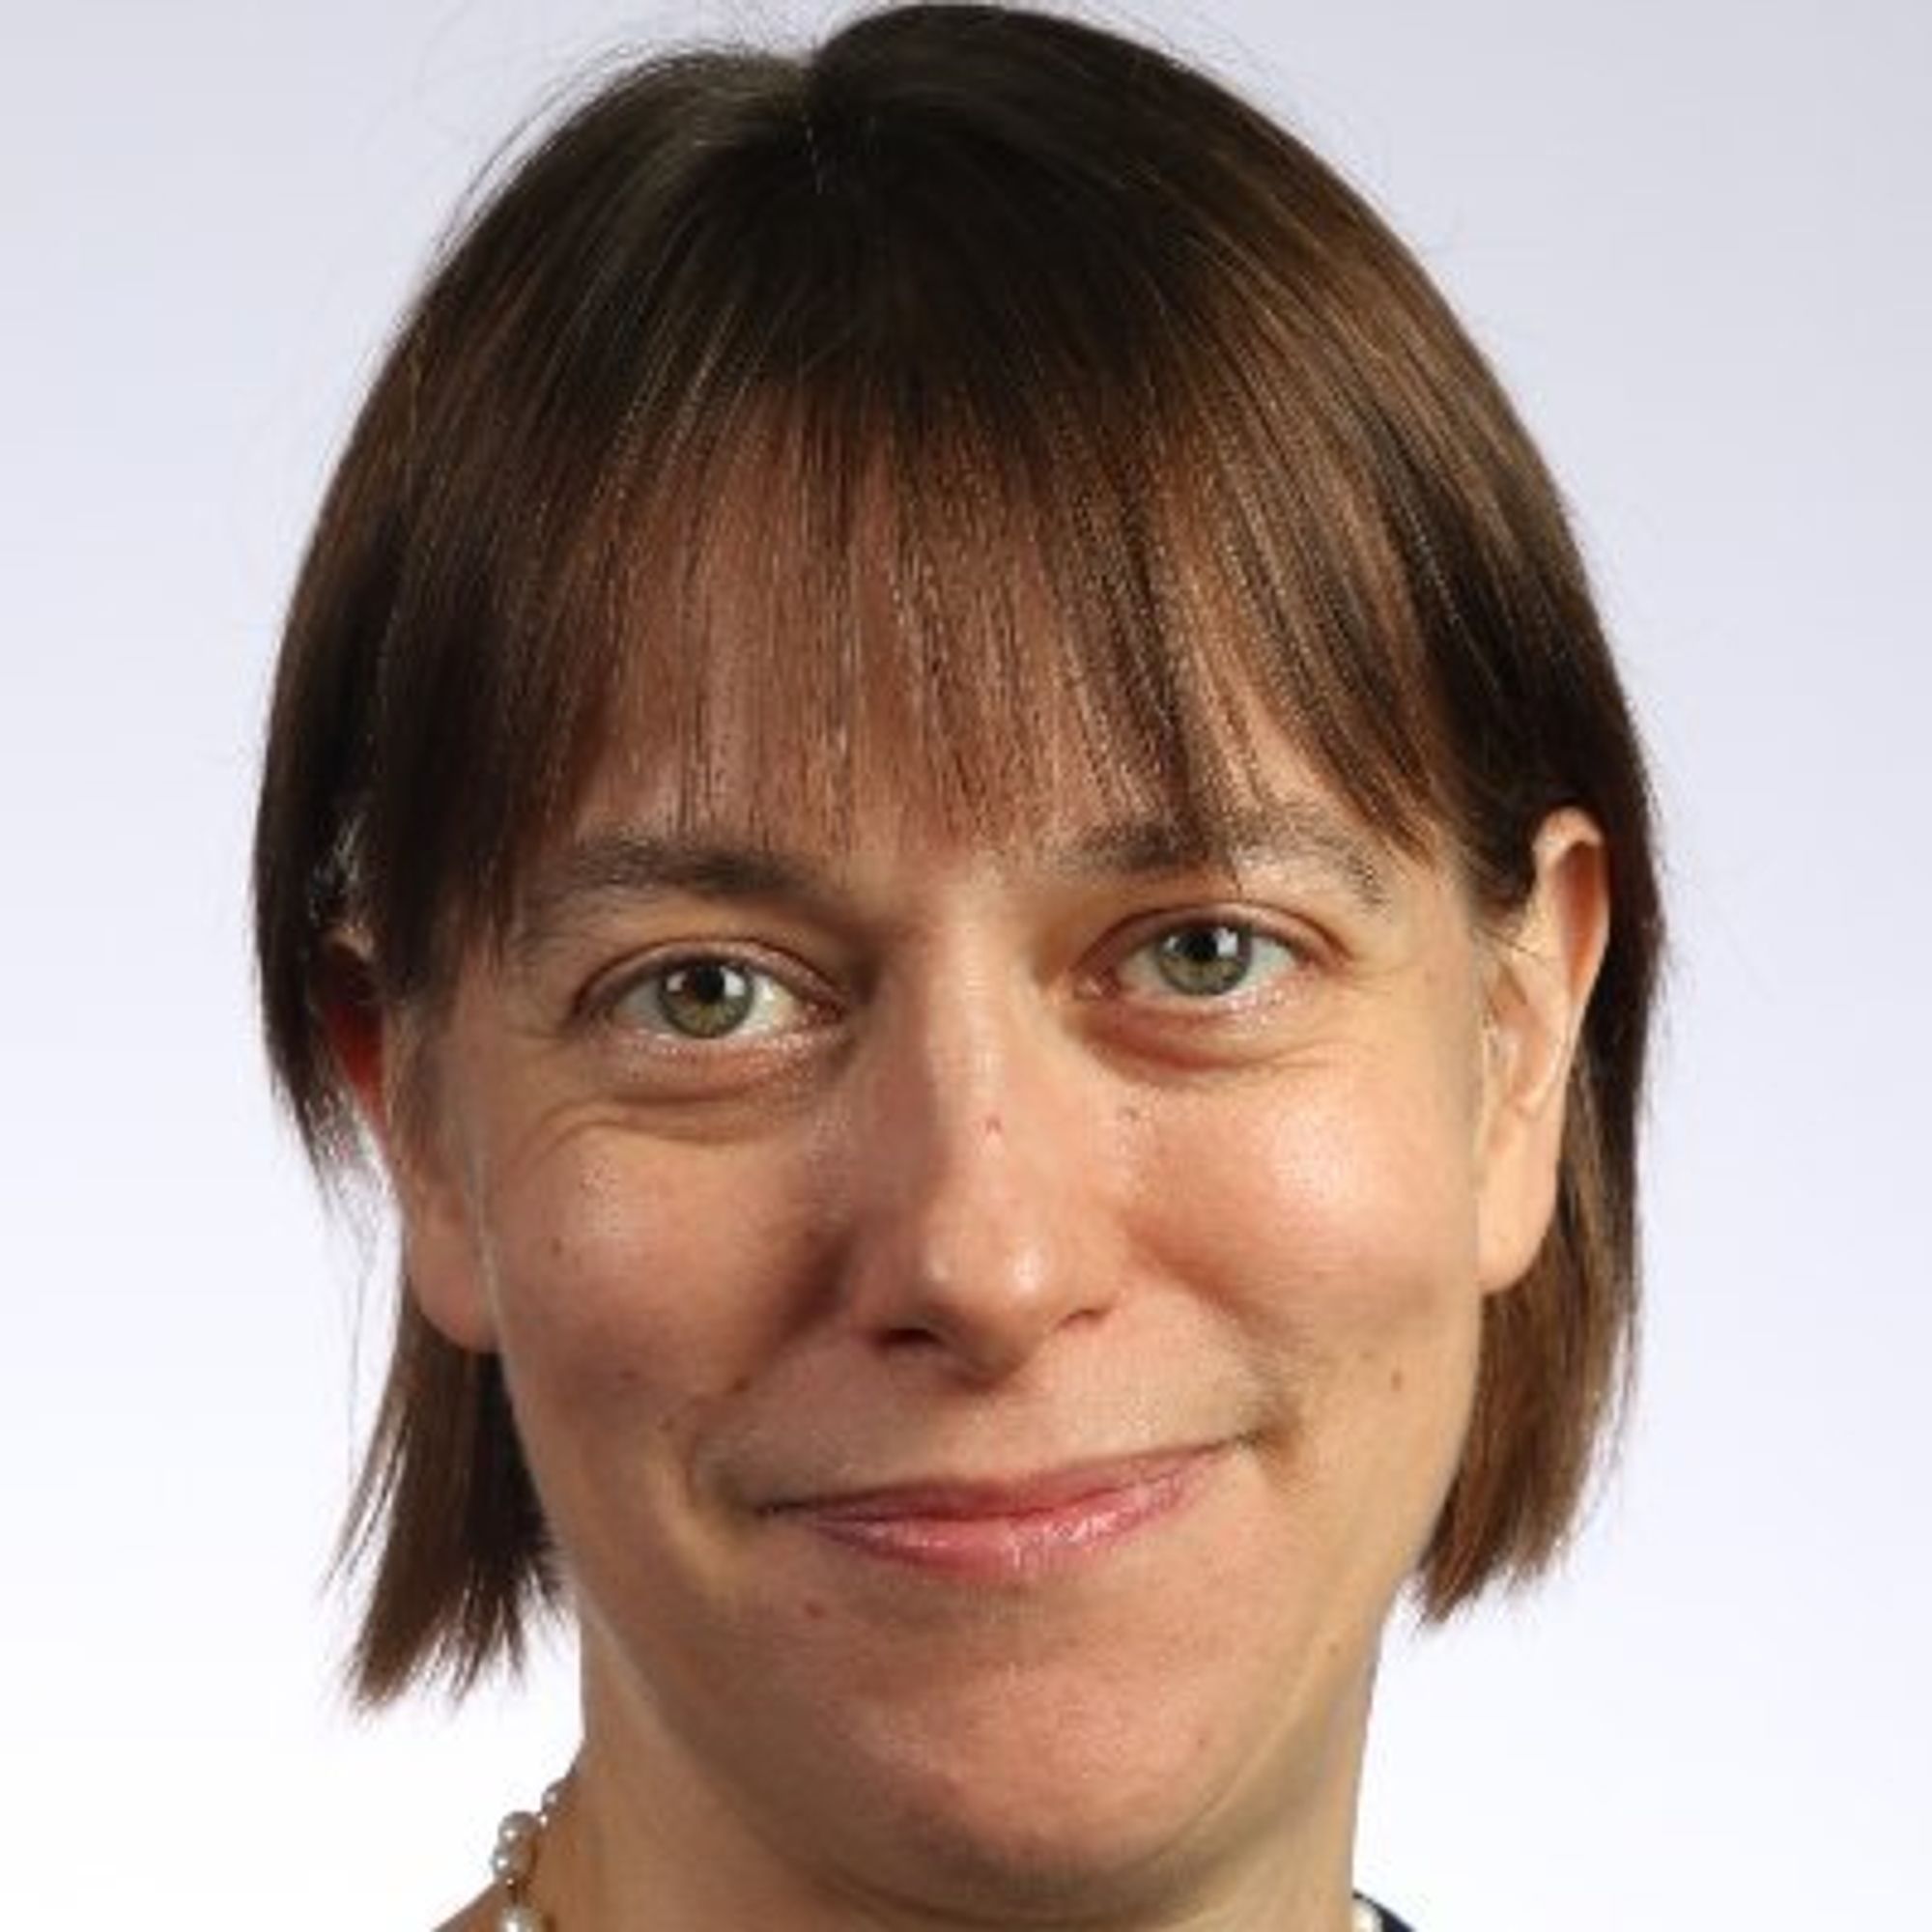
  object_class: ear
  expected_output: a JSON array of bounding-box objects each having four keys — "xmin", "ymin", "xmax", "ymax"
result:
[
  {"xmin": 320, "ymin": 937, "xmax": 501, "ymax": 1353},
  {"xmin": 1474, "ymin": 810, "xmax": 1611, "ymax": 1294}
]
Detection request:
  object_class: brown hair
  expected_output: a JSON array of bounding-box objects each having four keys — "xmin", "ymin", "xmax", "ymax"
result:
[{"xmin": 255, "ymin": 2, "xmax": 1662, "ymax": 1702}]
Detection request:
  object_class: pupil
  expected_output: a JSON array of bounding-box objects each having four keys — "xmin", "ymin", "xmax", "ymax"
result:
[
  {"xmin": 1157, "ymin": 924, "xmax": 1250, "ymax": 996},
  {"xmin": 659, "ymin": 960, "xmax": 753, "ymax": 1037}
]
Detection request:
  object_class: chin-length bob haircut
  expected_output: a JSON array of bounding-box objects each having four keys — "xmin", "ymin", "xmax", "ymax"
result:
[{"xmin": 256, "ymin": 1, "xmax": 1661, "ymax": 1704}]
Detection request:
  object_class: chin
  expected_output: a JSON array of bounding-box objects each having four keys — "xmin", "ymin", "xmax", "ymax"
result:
[
  {"xmin": 834, "ymin": 1768, "xmax": 1236, "ymax": 1924},
  {"xmin": 775, "ymin": 1646, "xmax": 1324, "ymax": 1924}
]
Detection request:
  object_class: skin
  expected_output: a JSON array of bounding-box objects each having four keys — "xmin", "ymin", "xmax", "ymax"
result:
[{"xmin": 359, "ymin": 727, "xmax": 1606, "ymax": 1932}]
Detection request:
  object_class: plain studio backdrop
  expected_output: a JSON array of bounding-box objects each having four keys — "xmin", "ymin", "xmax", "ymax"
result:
[{"xmin": 4, "ymin": 1, "xmax": 1926, "ymax": 1924}]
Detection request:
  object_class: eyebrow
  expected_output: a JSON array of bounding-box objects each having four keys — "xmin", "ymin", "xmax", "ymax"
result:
[
  {"xmin": 510, "ymin": 837, "xmax": 839, "ymax": 963},
  {"xmin": 509, "ymin": 800, "xmax": 1393, "ymax": 961},
  {"xmin": 1053, "ymin": 803, "xmax": 1392, "ymax": 909}
]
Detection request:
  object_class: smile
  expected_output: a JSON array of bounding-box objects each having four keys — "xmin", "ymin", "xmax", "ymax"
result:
[{"xmin": 767, "ymin": 1447, "xmax": 1228, "ymax": 1580}]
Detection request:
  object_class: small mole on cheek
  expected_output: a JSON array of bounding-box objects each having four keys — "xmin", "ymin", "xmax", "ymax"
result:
[
  {"xmin": 802, "ymin": 1598, "xmax": 826, "ymax": 1622},
  {"xmin": 1388, "ymin": 1366, "xmax": 1406, "ymax": 1394},
  {"xmin": 981, "ymin": 1113, "xmax": 1003, "ymax": 1139}
]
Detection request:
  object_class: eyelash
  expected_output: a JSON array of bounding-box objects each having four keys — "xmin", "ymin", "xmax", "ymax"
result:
[{"xmin": 586, "ymin": 914, "xmax": 1311, "ymax": 1051}]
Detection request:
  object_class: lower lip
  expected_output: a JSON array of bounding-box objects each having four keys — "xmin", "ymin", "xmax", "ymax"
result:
[{"xmin": 782, "ymin": 1452, "xmax": 1222, "ymax": 1581}]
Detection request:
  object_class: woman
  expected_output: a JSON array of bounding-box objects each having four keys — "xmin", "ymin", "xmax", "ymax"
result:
[{"xmin": 254, "ymin": 6, "xmax": 1661, "ymax": 1926}]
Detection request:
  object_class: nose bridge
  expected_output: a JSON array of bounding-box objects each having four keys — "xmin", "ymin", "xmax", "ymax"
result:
[{"xmin": 842, "ymin": 940, "xmax": 1098, "ymax": 1378}]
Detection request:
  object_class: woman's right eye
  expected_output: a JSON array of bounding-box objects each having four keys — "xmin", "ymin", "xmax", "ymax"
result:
[{"xmin": 607, "ymin": 955, "xmax": 811, "ymax": 1042}]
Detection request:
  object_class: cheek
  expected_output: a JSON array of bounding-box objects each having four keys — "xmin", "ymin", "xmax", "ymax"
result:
[
  {"xmin": 1135, "ymin": 1055, "xmax": 1484, "ymax": 1341},
  {"xmin": 1128, "ymin": 1041, "xmax": 1491, "ymax": 1561},
  {"xmin": 474, "ymin": 1132, "xmax": 821, "ymax": 1426},
  {"xmin": 1153, "ymin": 1074, "xmax": 1486, "ymax": 1571}
]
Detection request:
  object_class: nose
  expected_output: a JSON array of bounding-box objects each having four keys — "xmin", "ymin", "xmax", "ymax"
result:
[{"xmin": 835, "ymin": 967, "xmax": 1112, "ymax": 1383}]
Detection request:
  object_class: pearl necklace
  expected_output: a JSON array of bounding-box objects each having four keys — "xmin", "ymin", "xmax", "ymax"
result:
[
  {"xmin": 487, "ymin": 1780, "xmax": 1384, "ymax": 1932},
  {"xmin": 490, "ymin": 1775, "xmax": 570, "ymax": 1931}
]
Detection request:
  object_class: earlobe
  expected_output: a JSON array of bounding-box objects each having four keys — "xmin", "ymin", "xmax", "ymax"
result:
[
  {"xmin": 319, "ymin": 938, "xmax": 501, "ymax": 1354},
  {"xmin": 1475, "ymin": 810, "xmax": 1611, "ymax": 1293}
]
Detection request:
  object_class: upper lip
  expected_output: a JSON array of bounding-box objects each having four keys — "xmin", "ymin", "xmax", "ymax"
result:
[{"xmin": 764, "ymin": 1446, "xmax": 1225, "ymax": 1521}]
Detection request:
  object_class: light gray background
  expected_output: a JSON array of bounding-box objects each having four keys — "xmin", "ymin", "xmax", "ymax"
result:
[{"xmin": 5, "ymin": 1, "xmax": 1926, "ymax": 1924}]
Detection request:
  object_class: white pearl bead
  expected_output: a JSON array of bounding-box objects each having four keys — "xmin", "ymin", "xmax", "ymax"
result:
[
  {"xmin": 497, "ymin": 1905, "xmax": 547, "ymax": 1932},
  {"xmin": 497, "ymin": 1809, "xmax": 541, "ymax": 1846},
  {"xmin": 492, "ymin": 1839, "xmax": 536, "ymax": 1884}
]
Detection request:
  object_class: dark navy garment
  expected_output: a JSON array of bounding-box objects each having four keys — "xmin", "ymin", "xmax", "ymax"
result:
[{"xmin": 1367, "ymin": 1902, "xmax": 1417, "ymax": 1932}]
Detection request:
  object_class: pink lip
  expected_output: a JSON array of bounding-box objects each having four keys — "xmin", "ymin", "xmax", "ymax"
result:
[{"xmin": 773, "ymin": 1448, "xmax": 1224, "ymax": 1579}]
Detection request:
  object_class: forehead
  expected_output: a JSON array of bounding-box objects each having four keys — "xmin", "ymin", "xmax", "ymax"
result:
[
  {"xmin": 528, "ymin": 644, "xmax": 1407, "ymax": 956},
  {"xmin": 541, "ymin": 413, "xmax": 1430, "ymax": 895}
]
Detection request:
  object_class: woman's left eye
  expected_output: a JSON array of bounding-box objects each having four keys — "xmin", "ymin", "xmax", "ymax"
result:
[
  {"xmin": 1114, "ymin": 921, "xmax": 1301, "ymax": 1002},
  {"xmin": 607, "ymin": 955, "xmax": 810, "ymax": 1042}
]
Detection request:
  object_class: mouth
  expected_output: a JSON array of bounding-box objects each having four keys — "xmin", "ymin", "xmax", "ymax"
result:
[{"xmin": 766, "ymin": 1446, "xmax": 1229, "ymax": 1580}]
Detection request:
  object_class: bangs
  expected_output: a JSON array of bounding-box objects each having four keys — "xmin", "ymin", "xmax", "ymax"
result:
[
  {"xmin": 576, "ymin": 394, "xmax": 1272, "ymax": 864},
  {"xmin": 437, "ymin": 204, "xmax": 1459, "ymax": 962},
  {"xmin": 565, "ymin": 372, "xmax": 1444, "ymax": 877},
  {"xmin": 331, "ymin": 30, "xmax": 1483, "ymax": 1006}
]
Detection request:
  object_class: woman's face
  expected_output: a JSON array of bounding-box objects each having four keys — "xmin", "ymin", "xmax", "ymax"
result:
[{"xmin": 386, "ymin": 712, "xmax": 1587, "ymax": 1918}]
